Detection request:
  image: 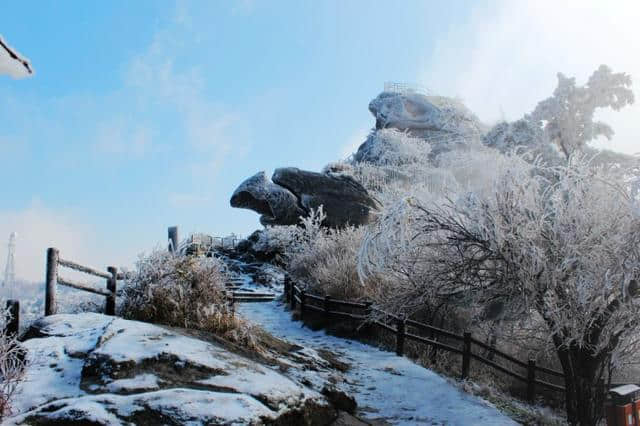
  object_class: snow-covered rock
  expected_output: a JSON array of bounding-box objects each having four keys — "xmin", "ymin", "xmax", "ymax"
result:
[
  {"xmin": 363, "ymin": 92, "xmax": 485, "ymax": 160},
  {"xmin": 230, "ymin": 168, "xmax": 379, "ymax": 228},
  {"xmin": 8, "ymin": 313, "xmax": 335, "ymax": 425},
  {"xmin": 231, "ymin": 171, "xmax": 305, "ymax": 227},
  {"xmin": 368, "ymin": 92, "xmax": 483, "ymax": 135}
]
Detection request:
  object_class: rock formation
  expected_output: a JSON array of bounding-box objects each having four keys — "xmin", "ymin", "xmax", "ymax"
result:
[
  {"xmin": 8, "ymin": 313, "xmax": 342, "ymax": 425},
  {"xmin": 358, "ymin": 91, "xmax": 486, "ymax": 161},
  {"xmin": 230, "ymin": 168, "xmax": 379, "ymax": 228},
  {"xmin": 230, "ymin": 171, "xmax": 305, "ymax": 226}
]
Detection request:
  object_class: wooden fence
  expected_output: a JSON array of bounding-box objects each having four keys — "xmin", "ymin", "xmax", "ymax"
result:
[
  {"xmin": 284, "ymin": 276, "xmax": 565, "ymax": 403},
  {"xmin": 45, "ymin": 247, "xmax": 122, "ymax": 317}
]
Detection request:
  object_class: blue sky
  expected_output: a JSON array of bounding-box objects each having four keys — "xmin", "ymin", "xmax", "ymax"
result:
[{"xmin": 1, "ymin": 0, "xmax": 639, "ymax": 280}]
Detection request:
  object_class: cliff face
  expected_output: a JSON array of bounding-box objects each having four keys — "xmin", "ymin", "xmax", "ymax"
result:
[{"xmin": 7, "ymin": 313, "xmax": 340, "ymax": 425}]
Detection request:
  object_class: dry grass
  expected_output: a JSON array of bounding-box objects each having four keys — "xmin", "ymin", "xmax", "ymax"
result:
[
  {"xmin": 0, "ymin": 311, "xmax": 26, "ymax": 421},
  {"xmin": 119, "ymin": 249, "xmax": 260, "ymax": 350},
  {"xmin": 285, "ymin": 220, "xmax": 367, "ymax": 300}
]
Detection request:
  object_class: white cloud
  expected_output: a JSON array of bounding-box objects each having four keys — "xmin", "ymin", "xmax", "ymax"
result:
[
  {"xmin": 122, "ymin": 20, "xmax": 249, "ymax": 173},
  {"xmin": 0, "ymin": 202, "xmax": 144, "ymax": 286},
  {"xmin": 93, "ymin": 119, "xmax": 152, "ymax": 156},
  {"xmin": 423, "ymin": 0, "xmax": 640, "ymax": 154},
  {"xmin": 232, "ymin": 0, "xmax": 256, "ymax": 15},
  {"xmin": 0, "ymin": 203, "xmax": 99, "ymax": 282}
]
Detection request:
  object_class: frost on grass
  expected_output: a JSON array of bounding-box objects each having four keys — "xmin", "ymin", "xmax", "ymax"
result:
[
  {"xmin": 119, "ymin": 248, "xmax": 259, "ymax": 349},
  {"xmin": 0, "ymin": 306, "xmax": 26, "ymax": 420}
]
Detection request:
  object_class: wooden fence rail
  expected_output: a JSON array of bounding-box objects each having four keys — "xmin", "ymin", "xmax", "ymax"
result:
[
  {"xmin": 45, "ymin": 247, "xmax": 119, "ymax": 317},
  {"xmin": 284, "ymin": 275, "xmax": 566, "ymax": 403}
]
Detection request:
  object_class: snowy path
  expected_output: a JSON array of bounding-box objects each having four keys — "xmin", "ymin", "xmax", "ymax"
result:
[{"xmin": 237, "ymin": 289, "xmax": 517, "ymax": 425}]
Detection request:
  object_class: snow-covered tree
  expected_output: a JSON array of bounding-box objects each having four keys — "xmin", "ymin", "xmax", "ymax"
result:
[
  {"xmin": 529, "ymin": 65, "xmax": 634, "ymax": 158},
  {"xmin": 359, "ymin": 154, "xmax": 640, "ymax": 425}
]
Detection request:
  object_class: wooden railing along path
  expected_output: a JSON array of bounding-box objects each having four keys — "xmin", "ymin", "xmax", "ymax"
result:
[
  {"xmin": 284, "ymin": 276, "xmax": 563, "ymax": 403},
  {"xmin": 45, "ymin": 247, "xmax": 123, "ymax": 317}
]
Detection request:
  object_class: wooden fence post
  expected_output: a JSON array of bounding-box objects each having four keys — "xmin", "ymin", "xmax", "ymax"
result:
[
  {"xmin": 527, "ymin": 359, "xmax": 536, "ymax": 403},
  {"xmin": 364, "ymin": 302, "xmax": 372, "ymax": 318},
  {"xmin": 284, "ymin": 275, "xmax": 291, "ymax": 304},
  {"xmin": 45, "ymin": 247, "xmax": 59, "ymax": 316},
  {"xmin": 396, "ymin": 317, "xmax": 406, "ymax": 356},
  {"xmin": 461, "ymin": 331, "xmax": 471, "ymax": 379},
  {"xmin": 324, "ymin": 295, "xmax": 331, "ymax": 317},
  {"xmin": 168, "ymin": 226, "xmax": 179, "ymax": 253},
  {"xmin": 291, "ymin": 284, "xmax": 297, "ymax": 310},
  {"xmin": 106, "ymin": 266, "xmax": 117, "ymax": 316},
  {"xmin": 300, "ymin": 291, "xmax": 306, "ymax": 320},
  {"xmin": 5, "ymin": 300, "xmax": 19, "ymax": 336},
  {"xmin": 229, "ymin": 292, "xmax": 236, "ymax": 316}
]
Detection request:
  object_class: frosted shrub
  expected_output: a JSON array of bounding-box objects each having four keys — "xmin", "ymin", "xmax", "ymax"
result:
[
  {"xmin": 359, "ymin": 153, "xmax": 640, "ymax": 424},
  {"xmin": 280, "ymin": 207, "xmax": 368, "ymax": 300},
  {"xmin": 251, "ymin": 224, "xmax": 299, "ymax": 260},
  {"xmin": 354, "ymin": 128, "xmax": 431, "ymax": 166},
  {"xmin": 287, "ymin": 226, "xmax": 367, "ymax": 300},
  {"xmin": 120, "ymin": 249, "xmax": 258, "ymax": 349},
  {"xmin": 0, "ymin": 307, "xmax": 25, "ymax": 420},
  {"xmin": 530, "ymin": 65, "xmax": 634, "ymax": 158}
]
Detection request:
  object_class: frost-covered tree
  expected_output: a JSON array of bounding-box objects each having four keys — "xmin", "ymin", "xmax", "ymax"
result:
[
  {"xmin": 359, "ymin": 154, "xmax": 640, "ymax": 425},
  {"xmin": 529, "ymin": 65, "xmax": 634, "ymax": 158},
  {"xmin": 483, "ymin": 118, "xmax": 564, "ymax": 166}
]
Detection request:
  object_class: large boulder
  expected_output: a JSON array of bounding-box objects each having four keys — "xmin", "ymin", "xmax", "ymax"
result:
[
  {"xmin": 8, "ymin": 313, "xmax": 337, "ymax": 425},
  {"xmin": 368, "ymin": 91, "xmax": 484, "ymax": 136},
  {"xmin": 231, "ymin": 168, "xmax": 379, "ymax": 228},
  {"xmin": 358, "ymin": 92, "xmax": 486, "ymax": 161},
  {"xmin": 230, "ymin": 171, "xmax": 306, "ymax": 226}
]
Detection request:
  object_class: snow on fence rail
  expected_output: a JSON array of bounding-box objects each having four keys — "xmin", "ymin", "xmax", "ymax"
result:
[
  {"xmin": 284, "ymin": 275, "xmax": 566, "ymax": 403},
  {"xmin": 44, "ymin": 247, "xmax": 120, "ymax": 317}
]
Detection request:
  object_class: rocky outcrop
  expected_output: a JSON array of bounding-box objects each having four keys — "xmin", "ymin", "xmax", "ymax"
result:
[
  {"xmin": 368, "ymin": 91, "xmax": 484, "ymax": 136},
  {"xmin": 231, "ymin": 168, "xmax": 379, "ymax": 228},
  {"xmin": 8, "ymin": 313, "xmax": 340, "ymax": 425},
  {"xmin": 355, "ymin": 92, "xmax": 486, "ymax": 162},
  {"xmin": 230, "ymin": 171, "xmax": 306, "ymax": 227}
]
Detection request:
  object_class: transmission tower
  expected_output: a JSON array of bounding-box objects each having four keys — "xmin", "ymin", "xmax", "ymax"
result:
[{"xmin": 3, "ymin": 232, "xmax": 16, "ymax": 297}]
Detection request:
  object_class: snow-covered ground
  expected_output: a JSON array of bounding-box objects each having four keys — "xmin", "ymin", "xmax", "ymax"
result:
[
  {"xmin": 236, "ymin": 278, "xmax": 517, "ymax": 425},
  {"xmin": 7, "ymin": 313, "xmax": 329, "ymax": 425}
]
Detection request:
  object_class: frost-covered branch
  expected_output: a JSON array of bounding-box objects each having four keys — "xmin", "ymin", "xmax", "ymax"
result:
[{"xmin": 0, "ymin": 35, "xmax": 33, "ymax": 78}]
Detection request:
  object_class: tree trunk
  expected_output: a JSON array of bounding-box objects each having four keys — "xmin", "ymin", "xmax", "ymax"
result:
[{"xmin": 557, "ymin": 346, "xmax": 606, "ymax": 426}]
